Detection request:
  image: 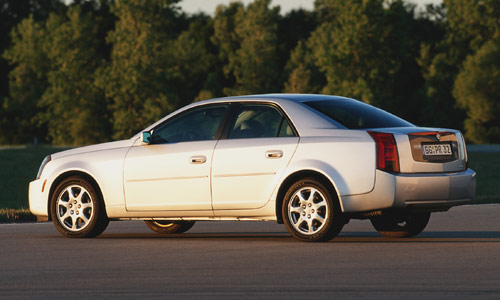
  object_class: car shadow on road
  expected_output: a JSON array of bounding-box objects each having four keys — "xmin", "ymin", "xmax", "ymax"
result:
[
  {"xmin": 95, "ymin": 231, "xmax": 500, "ymax": 243},
  {"xmin": 334, "ymin": 231, "xmax": 500, "ymax": 243}
]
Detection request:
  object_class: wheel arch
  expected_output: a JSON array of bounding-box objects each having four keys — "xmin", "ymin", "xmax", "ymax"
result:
[
  {"xmin": 47, "ymin": 171, "xmax": 107, "ymax": 221},
  {"xmin": 275, "ymin": 170, "xmax": 341, "ymax": 224}
]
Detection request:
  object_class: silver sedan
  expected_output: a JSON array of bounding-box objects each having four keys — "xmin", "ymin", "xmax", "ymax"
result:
[{"xmin": 29, "ymin": 94, "xmax": 476, "ymax": 242}]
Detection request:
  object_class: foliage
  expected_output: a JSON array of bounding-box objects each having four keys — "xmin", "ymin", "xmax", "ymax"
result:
[
  {"xmin": 283, "ymin": 40, "xmax": 324, "ymax": 93},
  {"xmin": 418, "ymin": 0, "xmax": 500, "ymax": 132},
  {"xmin": 169, "ymin": 19, "xmax": 215, "ymax": 103},
  {"xmin": 39, "ymin": 7, "xmax": 110, "ymax": 145},
  {"xmin": 2, "ymin": 16, "xmax": 49, "ymax": 144},
  {"xmin": 1, "ymin": 0, "xmax": 500, "ymax": 144},
  {"xmin": 277, "ymin": 8, "xmax": 318, "ymax": 85},
  {"xmin": 211, "ymin": 2, "xmax": 243, "ymax": 95},
  {"xmin": 453, "ymin": 41, "xmax": 500, "ymax": 143},
  {"xmin": 309, "ymin": 0, "xmax": 415, "ymax": 115},
  {"xmin": 0, "ymin": 0, "xmax": 65, "ymax": 105},
  {"xmin": 97, "ymin": 0, "xmax": 183, "ymax": 140},
  {"xmin": 213, "ymin": 0, "xmax": 281, "ymax": 95}
]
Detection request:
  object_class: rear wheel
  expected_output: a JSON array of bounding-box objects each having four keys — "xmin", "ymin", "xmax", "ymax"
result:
[
  {"xmin": 51, "ymin": 176, "xmax": 109, "ymax": 238},
  {"xmin": 370, "ymin": 212, "xmax": 431, "ymax": 238},
  {"xmin": 282, "ymin": 178, "xmax": 345, "ymax": 242},
  {"xmin": 144, "ymin": 220, "xmax": 195, "ymax": 234}
]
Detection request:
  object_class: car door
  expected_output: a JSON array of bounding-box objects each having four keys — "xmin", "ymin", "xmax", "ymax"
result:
[
  {"xmin": 211, "ymin": 103, "xmax": 299, "ymax": 210},
  {"xmin": 124, "ymin": 104, "xmax": 229, "ymax": 211}
]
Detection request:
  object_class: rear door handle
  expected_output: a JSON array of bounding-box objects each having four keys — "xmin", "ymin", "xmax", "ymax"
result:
[
  {"xmin": 265, "ymin": 150, "xmax": 283, "ymax": 159},
  {"xmin": 190, "ymin": 155, "xmax": 207, "ymax": 164}
]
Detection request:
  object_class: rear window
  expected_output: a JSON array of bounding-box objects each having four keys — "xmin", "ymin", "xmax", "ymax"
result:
[{"xmin": 305, "ymin": 99, "xmax": 414, "ymax": 129}]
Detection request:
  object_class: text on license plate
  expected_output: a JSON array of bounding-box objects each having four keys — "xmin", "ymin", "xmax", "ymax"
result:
[{"xmin": 423, "ymin": 144, "xmax": 452, "ymax": 156}]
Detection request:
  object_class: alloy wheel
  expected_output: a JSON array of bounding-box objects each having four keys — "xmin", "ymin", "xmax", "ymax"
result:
[
  {"xmin": 56, "ymin": 185, "xmax": 94, "ymax": 232},
  {"xmin": 287, "ymin": 187, "xmax": 329, "ymax": 235}
]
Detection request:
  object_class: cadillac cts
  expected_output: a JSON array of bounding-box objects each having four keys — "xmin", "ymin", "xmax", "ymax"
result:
[{"xmin": 29, "ymin": 94, "xmax": 476, "ymax": 242}]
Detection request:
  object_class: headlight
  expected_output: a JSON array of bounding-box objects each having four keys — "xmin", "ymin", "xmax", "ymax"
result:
[{"xmin": 36, "ymin": 155, "xmax": 51, "ymax": 179}]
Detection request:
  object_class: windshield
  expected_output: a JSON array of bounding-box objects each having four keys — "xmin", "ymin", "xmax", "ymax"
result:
[{"xmin": 305, "ymin": 99, "xmax": 414, "ymax": 129}]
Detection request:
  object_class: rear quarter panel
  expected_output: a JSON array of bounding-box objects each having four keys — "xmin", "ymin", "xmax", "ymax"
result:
[{"xmin": 284, "ymin": 130, "xmax": 376, "ymax": 199}]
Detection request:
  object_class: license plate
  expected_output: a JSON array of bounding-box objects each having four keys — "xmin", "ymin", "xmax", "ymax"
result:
[{"xmin": 422, "ymin": 144, "xmax": 452, "ymax": 156}]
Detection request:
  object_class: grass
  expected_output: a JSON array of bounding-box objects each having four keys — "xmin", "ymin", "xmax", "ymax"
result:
[
  {"xmin": 0, "ymin": 208, "xmax": 37, "ymax": 223},
  {"xmin": 0, "ymin": 146, "xmax": 65, "ymax": 209},
  {"xmin": 467, "ymin": 152, "xmax": 500, "ymax": 204},
  {"xmin": 0, "ymin": 146, "xmax": 66, "ymax": 222},
  {"xmin": 0, "ymin": 146, "xmax": 498, "ymax": 222}
]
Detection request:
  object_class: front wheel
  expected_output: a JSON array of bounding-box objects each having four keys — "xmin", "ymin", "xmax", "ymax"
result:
[
  {"xmin": 282, "ymin": 178, "xmax": 345, "ymax": 242},
  {"xmin": 50, "ymin": 176, "xmax": 109, "ymax": 238},
  {"xmin": 370, "ymin": 212, "xmax": 431, "ymax": 238},
  {"xmin": 144, "ymin": 220, "xmax": 196, "ymax": 234}
]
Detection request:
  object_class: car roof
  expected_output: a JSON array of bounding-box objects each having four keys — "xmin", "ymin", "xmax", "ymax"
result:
[
  {"xmin": 216, "ymin": 93, "xmax": 351, "ymax": 103},
  {"xmin": 138, "ymin": 94, "xmax": 345, "ymax": 138}
]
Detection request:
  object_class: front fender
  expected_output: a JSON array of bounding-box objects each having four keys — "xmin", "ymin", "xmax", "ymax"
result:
[{"xmin": 42, "ymin": 146, "xmax": 130, "ymax": 214}]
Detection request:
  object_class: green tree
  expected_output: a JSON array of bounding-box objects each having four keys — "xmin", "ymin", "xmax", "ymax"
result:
[
  {"xmin": 308, "ymin": 0, "xmax": 413, "ymax": 114},
  {"xmin": 419, "ymin": 0, "xmax": 500, "ymax": 130},
  {"xmin": 453, "ymin": 40, "xmax": 500, "ymax": 143},
  {"xmin": 0, "ymin": 0, "xmax": 65, "ymax": 111},
  {"xmin": 283, "ymin": 40, "xmax": 324, "ymax": 93},
  {"xmin": 452, "ymin": 0, "xmax": 500, "ymax": 145},
  {"xmin": 211, "ymin": 2, "xmax": 243, "ymax": 96},
  {"xmin": 2, "ymin": 0, "xmax": 114, "ymax": 145},
  {"xmin": 98, "ymin": 0, "xmax": 182, "ymax": 140},
  {"xmin": 212, "ymin": 0, "xmax": 281, "ymax": 95},
  {"xmin": 278, "ymin": 8, "xmax": 318, "ymax": 92},
  {"xmin": 39, "ymin": 6, "xmax": 110, "ymax": 145},
  {"xmin": 169, "ymin": 19, "xmax": 215, "ymax": 102},
  {"xmin": 2, "ymin": 16, "xmax": 49, "ymax": 144}
]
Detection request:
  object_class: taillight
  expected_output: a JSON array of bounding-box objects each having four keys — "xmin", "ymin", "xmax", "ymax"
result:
[
  {"xmin": 368, "ymin": 131, "xmax": 400, "ymax": 173},
  {"xmin": 460, "ymin": 132, "xmax": 468, "ymax": 169}
]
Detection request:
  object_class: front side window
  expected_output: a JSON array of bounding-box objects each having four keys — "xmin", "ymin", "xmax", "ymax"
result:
[
  {"xmin": 228, "ymin": 104, "xmax": 296, "ymax": 139},
  {"xmin": 151, "ymin": 105, "xmax": 228, "ymax": 144}
]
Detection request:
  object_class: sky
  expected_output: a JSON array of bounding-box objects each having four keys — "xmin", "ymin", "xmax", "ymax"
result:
[{"xmin": 179, "ymin": 0, "xmax": 443, "ymax": 15}]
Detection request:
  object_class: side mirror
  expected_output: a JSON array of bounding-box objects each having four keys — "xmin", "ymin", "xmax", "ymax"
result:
[{"xmin": 141, "ymin": 131, "xmax": 152, "ymax": 144}]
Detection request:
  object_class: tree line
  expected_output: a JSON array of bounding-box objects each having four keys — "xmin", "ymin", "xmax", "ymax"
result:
[{"xmin": 0, "ymin": 0, "xmax": 499, "ymax": 145}]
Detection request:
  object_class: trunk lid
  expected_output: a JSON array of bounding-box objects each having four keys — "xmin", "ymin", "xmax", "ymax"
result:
[{"xmin": 372, "ymin": 127, "xmax": 467, "ymax": 173}]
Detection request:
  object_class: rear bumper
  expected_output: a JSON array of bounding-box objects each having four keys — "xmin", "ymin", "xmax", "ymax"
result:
[
  {"xmin": 340, "ymin": 168, "xmax": 476, "ymax": 213},
  {"xmin": 393, "ymin": 168, "xmax": 476, "ymax": 211}
]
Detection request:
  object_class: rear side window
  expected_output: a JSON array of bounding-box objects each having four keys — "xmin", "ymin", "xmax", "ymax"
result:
[
  {"xmin": 305, "ymin": 99, "xmax": 414, "ymax": 129},
  {"xmin": 228, "ymin": 104, "xmax": 296, "ymax": 139}
]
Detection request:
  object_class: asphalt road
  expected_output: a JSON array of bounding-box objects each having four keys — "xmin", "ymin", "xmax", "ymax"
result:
[{"xmin": 1, "ymin": 205, "xmax": 500, "ymax": 299}]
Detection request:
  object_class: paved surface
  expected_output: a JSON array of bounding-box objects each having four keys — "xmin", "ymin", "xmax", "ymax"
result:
[{"xmin": 1, "ymin": 205, "xmax": 500, "ymax": 299}]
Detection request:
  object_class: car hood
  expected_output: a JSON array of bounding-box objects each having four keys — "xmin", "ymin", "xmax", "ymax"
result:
[{"xmin": 51, "ymin": 139, "xmax": 135, "ymax": 160}]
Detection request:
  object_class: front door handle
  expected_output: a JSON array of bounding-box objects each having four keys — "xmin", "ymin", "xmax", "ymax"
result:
[
  {"xmin": 265, "ymin": 150, "xmax": 283, "ymax": 159},
  {"xmin": 190, "ymin": 155, "xmax": 207, "ymax": 164}
]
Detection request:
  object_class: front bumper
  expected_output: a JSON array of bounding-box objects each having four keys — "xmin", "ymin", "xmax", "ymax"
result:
[
  {"xmin": 29, "ymin": 179, "xmax": 49, "ymax": 217},
  {"xmin": 340, "ymin": 168, "xmax": 476, "ymax": 213}
]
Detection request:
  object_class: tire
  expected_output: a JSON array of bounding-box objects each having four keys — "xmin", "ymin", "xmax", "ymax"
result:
[
  {"xmin": 50, "ymin": 176, "xmax": 109, "ymax": 238},
  {"xmin": 282, "ymin": 178, "xmax": 345, "ymax": 242},
  {"xmin": 144, "ymin": 220, "xmax": 196, "ymax": 234},
  {"xmin": 370, "ymin": 211, "xmax": 431, "ymax": 238}
]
